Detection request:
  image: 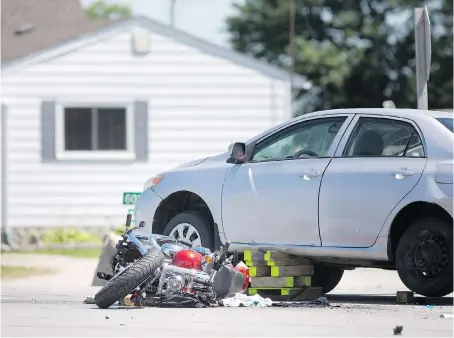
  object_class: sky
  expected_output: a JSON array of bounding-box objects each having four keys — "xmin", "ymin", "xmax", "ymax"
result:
[{"xmin": 79, "ymin": 0, "xmax": 244, "ymax": 47}]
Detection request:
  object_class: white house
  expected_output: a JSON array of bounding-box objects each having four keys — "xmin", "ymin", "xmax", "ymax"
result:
[{"xmin": 0, "ymin": 0, "xmax": 307, "ymax": 235}]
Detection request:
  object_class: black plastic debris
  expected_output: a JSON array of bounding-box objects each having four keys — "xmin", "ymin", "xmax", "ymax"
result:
[
  {"xmin": 159, "ymin": 295, "xmax": 207, "ymax": 308},
  {"xmin": 105, "ymin": 316, "xmax": 109, "ymax": 320},
  {"xmin": 393, "ymin": 326, "xmax": 403, "ymax": 335},
  {"xmin": 272, "ymin": 297, "xmax": 330, "ymax": 308}
]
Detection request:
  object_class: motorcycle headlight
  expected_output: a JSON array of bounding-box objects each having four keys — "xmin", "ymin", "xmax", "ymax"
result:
[{"xmin": 143, "ymin": 175, "xmax": 164, "ymax": 191}]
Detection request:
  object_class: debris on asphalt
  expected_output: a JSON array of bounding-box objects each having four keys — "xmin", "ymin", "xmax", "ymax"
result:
[
  {"xmin": 83, "ymin": 297, "xmax": 95, "ymax": 304},
  {"xmin": 220, "ymin": 293, "xmax": 272, "ymax": 308},
  {"xmin": 159, "ymin": 294, "xmax": 208, "ymax": 308},
  {"xmin": 423, "ymin": 305, "xmax": 434, "ymax": 309},
  {"xmin": 440, "ymin": 313, "xmax": 454, "ymax": 318},
  {"xmin": 105, "ymin": 316, "xmax": 109, "ymax": 320},
  {"xmin": 272, "ymin": 297, "xmax": 330, "ymax": 308},
  {"xmin": 396, "ymin": 291, "xmax": 414, "ymax": 304},
  {"xmin": 393, "ymin": 326, "xmax": 403, "ymax": 335}
]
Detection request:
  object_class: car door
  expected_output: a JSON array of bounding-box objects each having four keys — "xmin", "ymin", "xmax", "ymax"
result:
[
  {"xmin": 318, "ymin": 115, "xmax": 428, "ymax": 248},
  {"xmin": 221, "ymin": 114, "xmax": 354, "ymax": 246}
]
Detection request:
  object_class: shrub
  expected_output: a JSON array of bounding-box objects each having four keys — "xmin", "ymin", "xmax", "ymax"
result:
[{"xmin": 42, "ymin": 228, "xmax": 103, "ymax": 245}]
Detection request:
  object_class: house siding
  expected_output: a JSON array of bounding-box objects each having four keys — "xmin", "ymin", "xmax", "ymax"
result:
[{"xmin": 1, "ymin": 25, "xmax": 291, "ymax": 228}]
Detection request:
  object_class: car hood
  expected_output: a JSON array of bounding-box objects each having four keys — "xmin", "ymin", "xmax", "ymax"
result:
[{"xmin": 173, "ymin": 152, "xmax": 230, "ymax": 170}]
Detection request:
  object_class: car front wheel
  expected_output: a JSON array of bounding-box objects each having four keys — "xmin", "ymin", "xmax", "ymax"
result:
[
  {"xmin": 162, "ymin": 211, "xmax": 214, "ymax": 250},
  {"xmin": 395, "ymin": 217, "xmax": 453, "ymax": 297}
]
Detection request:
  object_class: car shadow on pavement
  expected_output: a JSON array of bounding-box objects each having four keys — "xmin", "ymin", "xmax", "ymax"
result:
[{"xmin": 326, "ymin": 294, "xmax": 453, "ymax": 306}]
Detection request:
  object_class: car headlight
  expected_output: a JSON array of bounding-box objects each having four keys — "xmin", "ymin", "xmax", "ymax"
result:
[{"xmin": 143, "ymin": 175, "xmax": 164, "ymax": 191}]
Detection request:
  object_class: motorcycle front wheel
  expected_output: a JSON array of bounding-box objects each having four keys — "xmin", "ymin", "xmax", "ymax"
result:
[{"xmin": 94, "ymin": 247, "xmax": 165, "ymax": 309}]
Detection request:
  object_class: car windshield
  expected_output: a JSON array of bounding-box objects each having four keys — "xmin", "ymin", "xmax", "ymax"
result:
[{"xmin": 435, "ymin": 117, "xmax": 454, "ymax": 133}]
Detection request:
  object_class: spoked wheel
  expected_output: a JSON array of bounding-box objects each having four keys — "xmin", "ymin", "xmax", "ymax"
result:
[
  {"xmin": 94, "ymin": 248, "xmax": 165, "ymax": 309},
  {"xmin": 163, "ymin": 211, "xmax": 214, "ymax": 250},
  {"xmin": 396, "ymin": 217, "xmax": 453, "ymax": 297}
]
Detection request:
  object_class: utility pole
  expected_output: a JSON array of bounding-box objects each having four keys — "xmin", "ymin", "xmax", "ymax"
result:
[
  {"xmin": 170, "ymin": 0, "xmax": 176, "ymax": 28},
  {"xmin": 289, "ymin": 0, "xmax": 296, "ymax": 116},
  {"xmin": 414, "ymin": 6, "xmax": 431, "ymax": 110}
]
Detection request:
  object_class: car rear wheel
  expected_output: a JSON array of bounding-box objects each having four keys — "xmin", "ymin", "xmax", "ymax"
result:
[
  {"xmin": 395, "ymin": 217, "xmax": 453, "ymax": 297},
  {"xmin": 163, "ymin": 211, "xmax": 214, "ymax": 250},
  {"xmin": 311, "ymin": 264, "xmax": 344, "ymax": 294}
]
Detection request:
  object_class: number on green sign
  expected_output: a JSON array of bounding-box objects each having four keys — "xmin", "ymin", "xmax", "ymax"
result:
[{"xmin": 123, "ymin": 192, "xmax": 141, "ymax": 205}]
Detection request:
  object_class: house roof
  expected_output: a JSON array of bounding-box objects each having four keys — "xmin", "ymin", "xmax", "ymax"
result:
[
  {"xmin": 1, "ymin": 0, "xmax": 117, "ymax": 64},
  {"xmin": 1, "ymin": 1, "xmax": 308, "ymax": 88}
]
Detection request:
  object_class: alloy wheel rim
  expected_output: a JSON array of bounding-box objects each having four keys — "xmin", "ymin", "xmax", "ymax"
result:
[{"xmin": 170, "ymin": 223, "xmax": 202, "ymax": 247}]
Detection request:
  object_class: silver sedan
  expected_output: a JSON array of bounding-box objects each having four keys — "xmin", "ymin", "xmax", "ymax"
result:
[{"xmin": 135, "ymin": 108, "xmax": 453, "ymax": 297}]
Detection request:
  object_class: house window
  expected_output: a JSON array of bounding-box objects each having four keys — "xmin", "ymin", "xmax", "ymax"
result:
[
  {"xmin": 54, "ymin": 103, "xmax": 140, "ymax": 161},
  {"xmin": 64, "ymin": 107, "xmax": 127, "ymax": 151}
]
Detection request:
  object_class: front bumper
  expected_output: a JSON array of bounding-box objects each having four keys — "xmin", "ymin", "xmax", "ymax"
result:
[{"xmin": 134, "ymin": 188, "xmax": 163, "ymax": 236}]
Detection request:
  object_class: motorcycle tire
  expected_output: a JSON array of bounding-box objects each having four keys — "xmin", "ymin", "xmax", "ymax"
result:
[{"xmin": 94, "ymin": 248, "xmax": 165, "ymax": 309}]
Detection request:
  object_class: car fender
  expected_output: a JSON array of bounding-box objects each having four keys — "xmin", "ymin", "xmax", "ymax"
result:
[{"xmin": 151, "ymin": 161, "xmax": 233, "ymax": 235}]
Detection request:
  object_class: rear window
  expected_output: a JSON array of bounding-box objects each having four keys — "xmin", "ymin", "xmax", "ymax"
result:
[{"xmin": 436, "ymin": 117, "xmax": 454, "ymax": 133}]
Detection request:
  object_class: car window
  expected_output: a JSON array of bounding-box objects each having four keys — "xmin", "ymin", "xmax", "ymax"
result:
[
  {"xmin": 250, "ymin": 117, "xmax": 347, "ymax": 162},
  {"xmin": 435, "ymin": 117, "xmax": 454, "ymax": 133},
  {"xmin": 343, "ymin": 117, "xmax": 425, "ymax": 157}
]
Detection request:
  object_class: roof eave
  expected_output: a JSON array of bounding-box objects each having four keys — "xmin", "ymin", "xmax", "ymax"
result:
[{"xmin": 2, "ymin": 16, "xmax": 308, "ymax": 88}]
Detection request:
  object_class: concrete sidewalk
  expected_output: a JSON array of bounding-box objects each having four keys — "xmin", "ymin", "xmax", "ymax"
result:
[{"xmin": 1, "ymin": 253, "xmax": 98, "ymax": 292}]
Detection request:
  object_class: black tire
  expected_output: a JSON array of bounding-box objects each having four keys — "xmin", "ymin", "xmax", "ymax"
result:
[
  {"xmin": 311, "ymin": 264, "xmax": 344, "ymax": 294},
  {"xmin": 94, "ymin": 248, "xmax": 165, "ymax": 309},
  {"xmin": 163, "ymin": 211, "xmax": 214, "ymax": 250},
  {"xmin": 396, "ymin": 217, "xmax": 453, "ymax": 297}
]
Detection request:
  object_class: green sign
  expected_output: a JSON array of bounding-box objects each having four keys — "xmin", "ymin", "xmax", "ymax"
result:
[{"xmin": 122, "ymin": 192, "xmax": 141, "ymax": 205}]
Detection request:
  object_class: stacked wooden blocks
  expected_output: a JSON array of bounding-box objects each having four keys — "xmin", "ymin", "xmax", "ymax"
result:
[{"xmin": 244, "ymin": 250, "xmax": 323, "ymax": 301}]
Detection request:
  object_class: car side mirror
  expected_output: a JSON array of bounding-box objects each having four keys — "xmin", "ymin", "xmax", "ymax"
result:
[{"xmin": 228, "ymin": 142, "xmax": 246, "ymax": 163}]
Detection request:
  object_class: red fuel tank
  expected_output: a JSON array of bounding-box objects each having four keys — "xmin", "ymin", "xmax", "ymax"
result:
[{"xmin": 172, "ymin": 249, "xmax": 203, "ymax": 270}]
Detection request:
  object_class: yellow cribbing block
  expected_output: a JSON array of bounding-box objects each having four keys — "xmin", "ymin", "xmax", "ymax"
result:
[
  {"xmin": 244, "ymin": 250, "xmax": 252, "ymax": 262},
  {"xmin": 248, "ymin": 287, "xmax": 298, "ymax": 296}
]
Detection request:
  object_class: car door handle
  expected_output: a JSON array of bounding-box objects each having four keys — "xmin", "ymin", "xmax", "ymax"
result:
[
  {"xmin": 298, "ymin": 170, "xmax": 320, "ymax": 179},
  {"xmin": 390, "ymin": 168, "xmax": 414, "ymax": 178}
]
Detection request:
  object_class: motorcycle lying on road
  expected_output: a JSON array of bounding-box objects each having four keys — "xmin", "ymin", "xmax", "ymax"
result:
[{"xmin": 94, "ymin": 214, "xmax": 250, "ymax": 309}]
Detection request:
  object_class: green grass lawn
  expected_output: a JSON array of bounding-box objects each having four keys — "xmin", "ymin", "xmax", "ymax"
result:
[
  {"xmin": 13, "ymin": 247, "xmax": 103, "ymax": 259},
  {"xmin": 1, "ymin": 265, "xmax": 55, "ymax": 280}
]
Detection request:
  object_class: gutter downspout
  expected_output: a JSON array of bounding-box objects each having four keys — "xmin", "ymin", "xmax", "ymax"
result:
[{"xmin": 1, "ymin": 104, "xmax": 11, "ymax": 246}]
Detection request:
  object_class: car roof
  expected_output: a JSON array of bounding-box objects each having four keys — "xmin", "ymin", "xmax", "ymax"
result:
[
  {"xmin": 297, "ymin": 108, "xmax": 453, "ymax": 121},
  {"xmin": 244, "ymin": 108, "xmax": 452, "ymax": 145}
]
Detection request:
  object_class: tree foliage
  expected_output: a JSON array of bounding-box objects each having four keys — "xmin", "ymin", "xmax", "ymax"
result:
[
  {"xmin": 85, "ymin": 0, "xmax": 132, "ymax": 20},
  {"xmin": 226, "ymin": 0, "xmax": 453, "ymax": 113}
]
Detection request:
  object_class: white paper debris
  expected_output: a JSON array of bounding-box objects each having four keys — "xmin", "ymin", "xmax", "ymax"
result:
[
  {"xmin": 440, "ymin": 313, "xmax": 454, "ymax": 318},
  {"xmin": 221, "ymin": 293, "xmax": 272, "ymax": 307}
]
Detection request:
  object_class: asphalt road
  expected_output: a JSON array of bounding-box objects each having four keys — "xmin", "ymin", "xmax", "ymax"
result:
[
  {"xmin": 1, "ymin": 254, "xmax": 453, "ymax": 337},
  {"xmin": 2, "ymin": 288, "xmax": 453, "ymax": 337}
]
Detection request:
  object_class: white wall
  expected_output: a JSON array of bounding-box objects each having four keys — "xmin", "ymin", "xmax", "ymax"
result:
[{"xmin": 1, "ymin": 24, "xmax": 291, "ymax": 228}]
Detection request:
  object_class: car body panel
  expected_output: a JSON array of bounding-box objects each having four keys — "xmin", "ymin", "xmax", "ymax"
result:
[
  {"xmin": 226, "ymin": 235, "xmax": 389, "ymax": 262},
  {"xmin": 134, "ymin": 108, "xmax": 453, "ymax": 264},
  {"xmin": 222, "ymin": 158, "xmax": 331, "ymax": 245},
  {"xmin": 318, "ymin": 113, "xmax": 429, "ymax": 247},
  {"xmin": 221, "ymin": 114, "xmax": 355, "ymax": 246},
  {"xmin": 319, "ymin": 157, "xmax": 428, "ymax": 247},
  {"xmin": 145, "ymin": 153, "xmax": 233, "ymax": 233}
]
